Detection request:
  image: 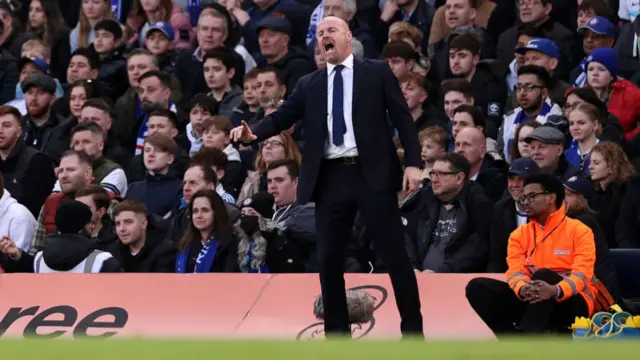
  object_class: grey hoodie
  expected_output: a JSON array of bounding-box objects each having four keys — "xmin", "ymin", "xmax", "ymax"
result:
[{"xmin": 209, "ymin": 86, "xmax": 244, "ymax": 119}]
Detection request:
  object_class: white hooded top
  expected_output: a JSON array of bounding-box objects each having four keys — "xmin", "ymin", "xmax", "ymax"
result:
[{"xmin": 0, "ymin": 190, "xmax": 37, "ymax": 252}]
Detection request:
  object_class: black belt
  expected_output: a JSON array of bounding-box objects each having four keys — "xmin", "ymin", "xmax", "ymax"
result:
[{"xmin": 324, "ymin": 156, "xmax": 359, "ymax": 164}]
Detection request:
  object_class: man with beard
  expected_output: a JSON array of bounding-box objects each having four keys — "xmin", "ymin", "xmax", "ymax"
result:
[
  {"xmin": 74, "ymin": 185, "xmax": 117, "ymax": 251},
  {"xmin": 130, "ymin": 70, "xmax": 179, "ymax": 157},
  {"xmin": 50, "ymin": 122, "xmax": 128, "ymax": 196},
  {"xmin": 30, "ymin": 150, "xmax": 105, "ymax": 253},
  {"xmin": 0, "ymin": 200, "xmax": 122, "ymax": 273},
  {"xmin": 499, "ymin": 65, "xmax": 562, "ymax": 161},
  {"xmin": 21, "ymin": 73, "xmax": 74, "ymax": 164},
  {"xmin": 0, "ymin": 105, "xmax": 55, "ymax": 216},
  {"xmin": 466, "ymin": 173, "xmax": 596, "ymax": 335}
]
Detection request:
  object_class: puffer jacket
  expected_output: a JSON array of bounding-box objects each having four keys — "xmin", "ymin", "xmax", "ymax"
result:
[
  {"xmin": 94, "ymin": 44, "xmax": 128, "ymax": 102},
  {"xmin": 607, "ymin": 78, "xmax": 640, "ymax": 141}
]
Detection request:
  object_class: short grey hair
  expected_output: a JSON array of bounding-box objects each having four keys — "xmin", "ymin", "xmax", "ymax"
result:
[{"xmin": 351, "ymin": 38, "xmax": 364, "ymax": 58}]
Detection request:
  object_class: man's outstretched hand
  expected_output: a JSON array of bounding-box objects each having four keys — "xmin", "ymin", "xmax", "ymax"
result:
[
  {"xmin": 230, "ymin": 121, "xmax": 257, "ymax": 143},
  {"xmin": 403, "ymin": 166, "xmax": 422, "ymax": 193}
]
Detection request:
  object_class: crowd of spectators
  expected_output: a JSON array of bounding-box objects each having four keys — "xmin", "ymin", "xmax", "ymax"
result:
[{"xmin": 0, "ymin": 0, "xmax": 638, "ymax": 310}]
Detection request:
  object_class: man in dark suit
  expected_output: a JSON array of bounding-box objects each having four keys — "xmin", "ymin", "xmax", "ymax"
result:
[{"xmin": 231, "ymin": 16, "xmax": 424, "ymax": 338}]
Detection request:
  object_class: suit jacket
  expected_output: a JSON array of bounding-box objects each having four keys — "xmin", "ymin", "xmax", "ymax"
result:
[{"xmin": 251, "ymin": 57, "xmax": 421, "ymax": 204}]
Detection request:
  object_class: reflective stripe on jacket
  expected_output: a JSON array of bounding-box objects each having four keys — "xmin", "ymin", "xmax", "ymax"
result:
[{"xmin": 505, "ymin": 205, "xmax": 598, "ymax": 315}]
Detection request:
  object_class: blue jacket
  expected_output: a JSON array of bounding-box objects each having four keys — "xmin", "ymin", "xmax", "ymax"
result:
[
  {"xmin": 564, "ymin": 142, "xmax": 597, "ymax": 175},
  {"xmin": 126, "ymin": 173, "xmax": 183, "ymax": 218}
]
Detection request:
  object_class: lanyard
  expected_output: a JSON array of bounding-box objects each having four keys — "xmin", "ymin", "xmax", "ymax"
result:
[
  {"xmin": 273, "ymin": 204, "xmax": 292, "ymax": 223},
  {"xmin": 526, "ymin": 215, "xmax": 567, "ymax": 264}
]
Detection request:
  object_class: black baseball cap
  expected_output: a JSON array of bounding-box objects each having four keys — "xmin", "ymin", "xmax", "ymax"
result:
[{"xmin": 508, "ymin": 157, "xmax": 540, "ymax": 177}]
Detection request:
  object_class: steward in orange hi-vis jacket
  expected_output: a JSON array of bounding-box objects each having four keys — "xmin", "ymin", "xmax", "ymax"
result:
[{"xmin": 465, "ymin": 173, "xmax": 605, "ymax": 335}]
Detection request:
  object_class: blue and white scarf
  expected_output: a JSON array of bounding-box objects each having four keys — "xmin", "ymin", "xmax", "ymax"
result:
[
  {"xmin": 506, "ymin": 102, "xmax": 553, "ymax": 158},
  {"xmin": 306, "ymin": 3, "xmax": 323, "ymax": 46},
  {"xmin": 175, "ymin": 236, "xmax": 219, "ymax": 273},
  {"xmin": 573, "ymin": 57, "xmax": 588, "ymax": 88},
  {"xmin": 240, "ymin": 240, "xmax": 270, "ymax": 273},
  {"xmin": 135, "ymin": 99, "xmax": 176, "ymax": 155},
  {"xmin": 111, "ymin": 0, "xmax": 123, "ymax": 22}
]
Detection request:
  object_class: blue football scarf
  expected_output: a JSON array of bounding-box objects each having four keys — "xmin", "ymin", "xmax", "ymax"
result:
[
  {"xmin": 241, "ymin": 239, "xmax": 271, "ymax": 273},
  {"xmin": 136, "ymin": 99, "xmax": 173, "ymax": 155},
  {"xmin": 188, "ymin": 0, "xmax": 201, "ymax": 27},
  {"xmin": 573, "ymin": 57, "xmax": 588, "ymax": 88},
  {"xmin": 111, "ymin": 0, "xmax": 122, "ymax": 21},
  {"xmin": 175, "ymin": 236, "xmax": 219, "ymax": 273},
  {"xmin": 507, "ymin": 102, "xmax": 552, "ymax": 156}
]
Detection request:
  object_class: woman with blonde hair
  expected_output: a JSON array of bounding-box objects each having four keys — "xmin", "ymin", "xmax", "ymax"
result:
[
  {"xmin": 564, "ymin": 102, "xmax": 601, "ymax": 174},
  {"xmin": 69, "ymin": 0, "xmax": 117, "ymax": 52},
  {"xmin": 589, "ymin": 141, "xmax": 635, "ymax": 249},
  {"xmin": 236, "ymin": 131, "xmax": 301, "ymax": 205}
]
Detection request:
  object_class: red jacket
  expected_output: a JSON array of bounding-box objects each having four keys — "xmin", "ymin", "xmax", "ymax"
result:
[{"xmin": 608, "ymin": 78, "xmax": 640, "ymax": 141}]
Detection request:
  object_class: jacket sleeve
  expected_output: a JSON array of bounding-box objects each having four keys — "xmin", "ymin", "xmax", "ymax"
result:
[
  {"xmin": 557, "ymin": 224, "xmax": 596, "ymax": 301},
  {"xmin": 100, "ymin": 258, "xmax": 123, "ymax": 273},
  {"xmin": 0, "ymin": 251, "xmax": 35, "ymax": 273},
  {"xmin": 616, "ymin": 180, "xmax": 640, "ymax": 248},
  {"xmin": 505, "ymin": 227, "xmax": 531, "ymax": 298},
  {"xmin": 0, "ymin": 58, "xmax": 18, "ymax": 104},
  {"xmin": 381, "ymin": 61, "xmax": 422, "ymax": 168},
  {"xmin": 22, "ymin": 153, "xmax": 56, "ymax": 218},
  {"xmin": 437, "ymin": 192, "xmax": 492, "ymax": 273},
  {"xmin": 285, "ymin": 59, "xmax": 315, "ymax": 97},
  {"xmin": 152, "ymin": 242, "xmax": 178, "ymax": 273}
]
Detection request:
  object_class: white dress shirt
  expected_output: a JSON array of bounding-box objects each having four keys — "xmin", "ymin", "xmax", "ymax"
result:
[{"xmin": 325, "ymin": 54, "xmax": 358, "ymax": 158}]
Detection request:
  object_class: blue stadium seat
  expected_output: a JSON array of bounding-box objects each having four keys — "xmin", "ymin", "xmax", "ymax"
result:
[{"xmin": 609, "ymin": 249, "xmax": 640, "ymax": 300}]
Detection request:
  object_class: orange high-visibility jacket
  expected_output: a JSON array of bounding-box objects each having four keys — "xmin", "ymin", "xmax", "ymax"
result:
[{"xmin": 505, "ymin": 205, "xmax": 598, "ymax": 315}]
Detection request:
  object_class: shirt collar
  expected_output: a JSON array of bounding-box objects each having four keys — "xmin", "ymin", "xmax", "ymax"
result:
[
  {"xmin": 193, "ymin": 47, "xmax": 203, "ymax": 62},
  {"xmin": 326, "ymin": 53, "xmax": 354, "ymax": 75}
]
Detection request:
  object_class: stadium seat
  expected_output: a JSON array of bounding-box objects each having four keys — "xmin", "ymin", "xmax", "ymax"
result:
[{"xmin": 609, "ymin": 249, "xmax": 640, "ymax": 300}]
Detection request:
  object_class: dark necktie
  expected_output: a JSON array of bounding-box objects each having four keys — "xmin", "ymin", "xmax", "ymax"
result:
[{"xmin": 332, "ymin": 64, "xmax": 346, "ymax": 146}]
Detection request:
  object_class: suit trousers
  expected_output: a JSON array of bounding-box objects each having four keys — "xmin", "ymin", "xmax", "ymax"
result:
[
  {"xmin": 465, "ymin": 269, "xmax": 589, "ymax": 335},
  {"xmin": 314, "ymin": 158, "xmax": 424, "ymax": 337}
]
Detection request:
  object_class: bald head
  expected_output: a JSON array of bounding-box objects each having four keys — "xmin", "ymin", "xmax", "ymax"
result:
[
  {"xmin": 455, "ymin": 127, "xmax": 486, "ymax": 167},
  {"xmin": 317, "ymin": 16, "xmax": 353, "ymax": 65}
]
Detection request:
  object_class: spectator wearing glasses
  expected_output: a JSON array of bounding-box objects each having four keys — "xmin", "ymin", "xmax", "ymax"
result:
[
  {"xmin": 467, "ymin": 173, "xmax": 598, "ymax": 335},
  {"xmin": 405, "ymin": 153, "xmax": 492, "ymax": 273},
  {"xmin": 499, "ymin": 65, "xmax": 562, "ymax": 162}
]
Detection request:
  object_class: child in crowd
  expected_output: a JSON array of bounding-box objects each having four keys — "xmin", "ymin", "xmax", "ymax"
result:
[
  {"xmin": 93, "ymin": 19, "xmax": 128, "ymax": 101},
  {"xmin": 230, "ymin": 68, "xmax": 260, "ymax": 127},
  {"xmin": 184, "ymin": 94, "xmax": 218, "ymax": 157},
  {"xmin": 202, "ymin": 116, "xmax": 246, "ymax": 198},
  {"xmin": 143, "ymin": 22, "xmax": 177, "ymax": 73},
  {"xmin": 203, "ymin": 48, "xmax": 243, "ymax": 118},
  {"xmin": 419, "ymin": 126, "xmax": 448, "ymax": 181}
]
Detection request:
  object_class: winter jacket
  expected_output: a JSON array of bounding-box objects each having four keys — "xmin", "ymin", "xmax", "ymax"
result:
[
  {"xmin": 428, "ymin": 0, "xmax": 496, "ymax": 45},
  {"xmin": 21, "ymin": 112, "xmax": 74, "ymax": 165},
  {"xmin": 95, "ymin": 44, "xmax": 128, "ymax": 102},
  {"xmin": 93, "ymin": 218, "xmax": 118, "ymax": 252},
  {"xmin": 0, "ymin": 49, "xmax": 18, "ymax": 105},
  {"xmin": 475, "ymin": 155, "xmax": 508, "ymax": 205},
  {"xmin": 570, "ymin": 210, "xmax": 620, "ymax": 303},
  {"xmin": 126, "ymin": 172, "xmax": 183, "ymax": 218},
  {"xmin": 0, "ymin": 190, "xmax": 36, "ymax": 252},
  {"xmin": 607, "ymin": 78, "xmax": 640, "ymax": 141},
  {"xmin": 108, "ymin": 217, "xmax": 176, "ymax": 273},
  {"xmin": 127, "ymin": 6, "xmax": 195, "ymax": 51},
  {"xmin": 258, "ymin": 47, "xmax": 315, "ymax": 97},
  {"xmin": 506, "ymin": 205, "xmax": 598, "ymax": 316},
  {"xmin": 2, "ymin": 233, "xmax": 122, "ymax": 273},
  {"xmin": 615, "ymin": 16, "xmax": 640, "ymax": 86},
  {"xmin": 127, "ymin": 147, "xmax": 190, "ymax": 184},
  {"xmin": 405, "ymin": 181, "xmax": 492, "ymax": 272},
  {"xmin": 487, "ymin": 196, "xmax": 521, "ymax": 273},
  {"xmin": 209, "ymin": 85, "xmax": 244, "ymax": 118},
  {"xmin": 235, "ymin": 201, "xmax": 318, "ymax": 273},
  {"xmin": 0, "ymin": 139, "xmax": 55, "ymax": 217}
]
